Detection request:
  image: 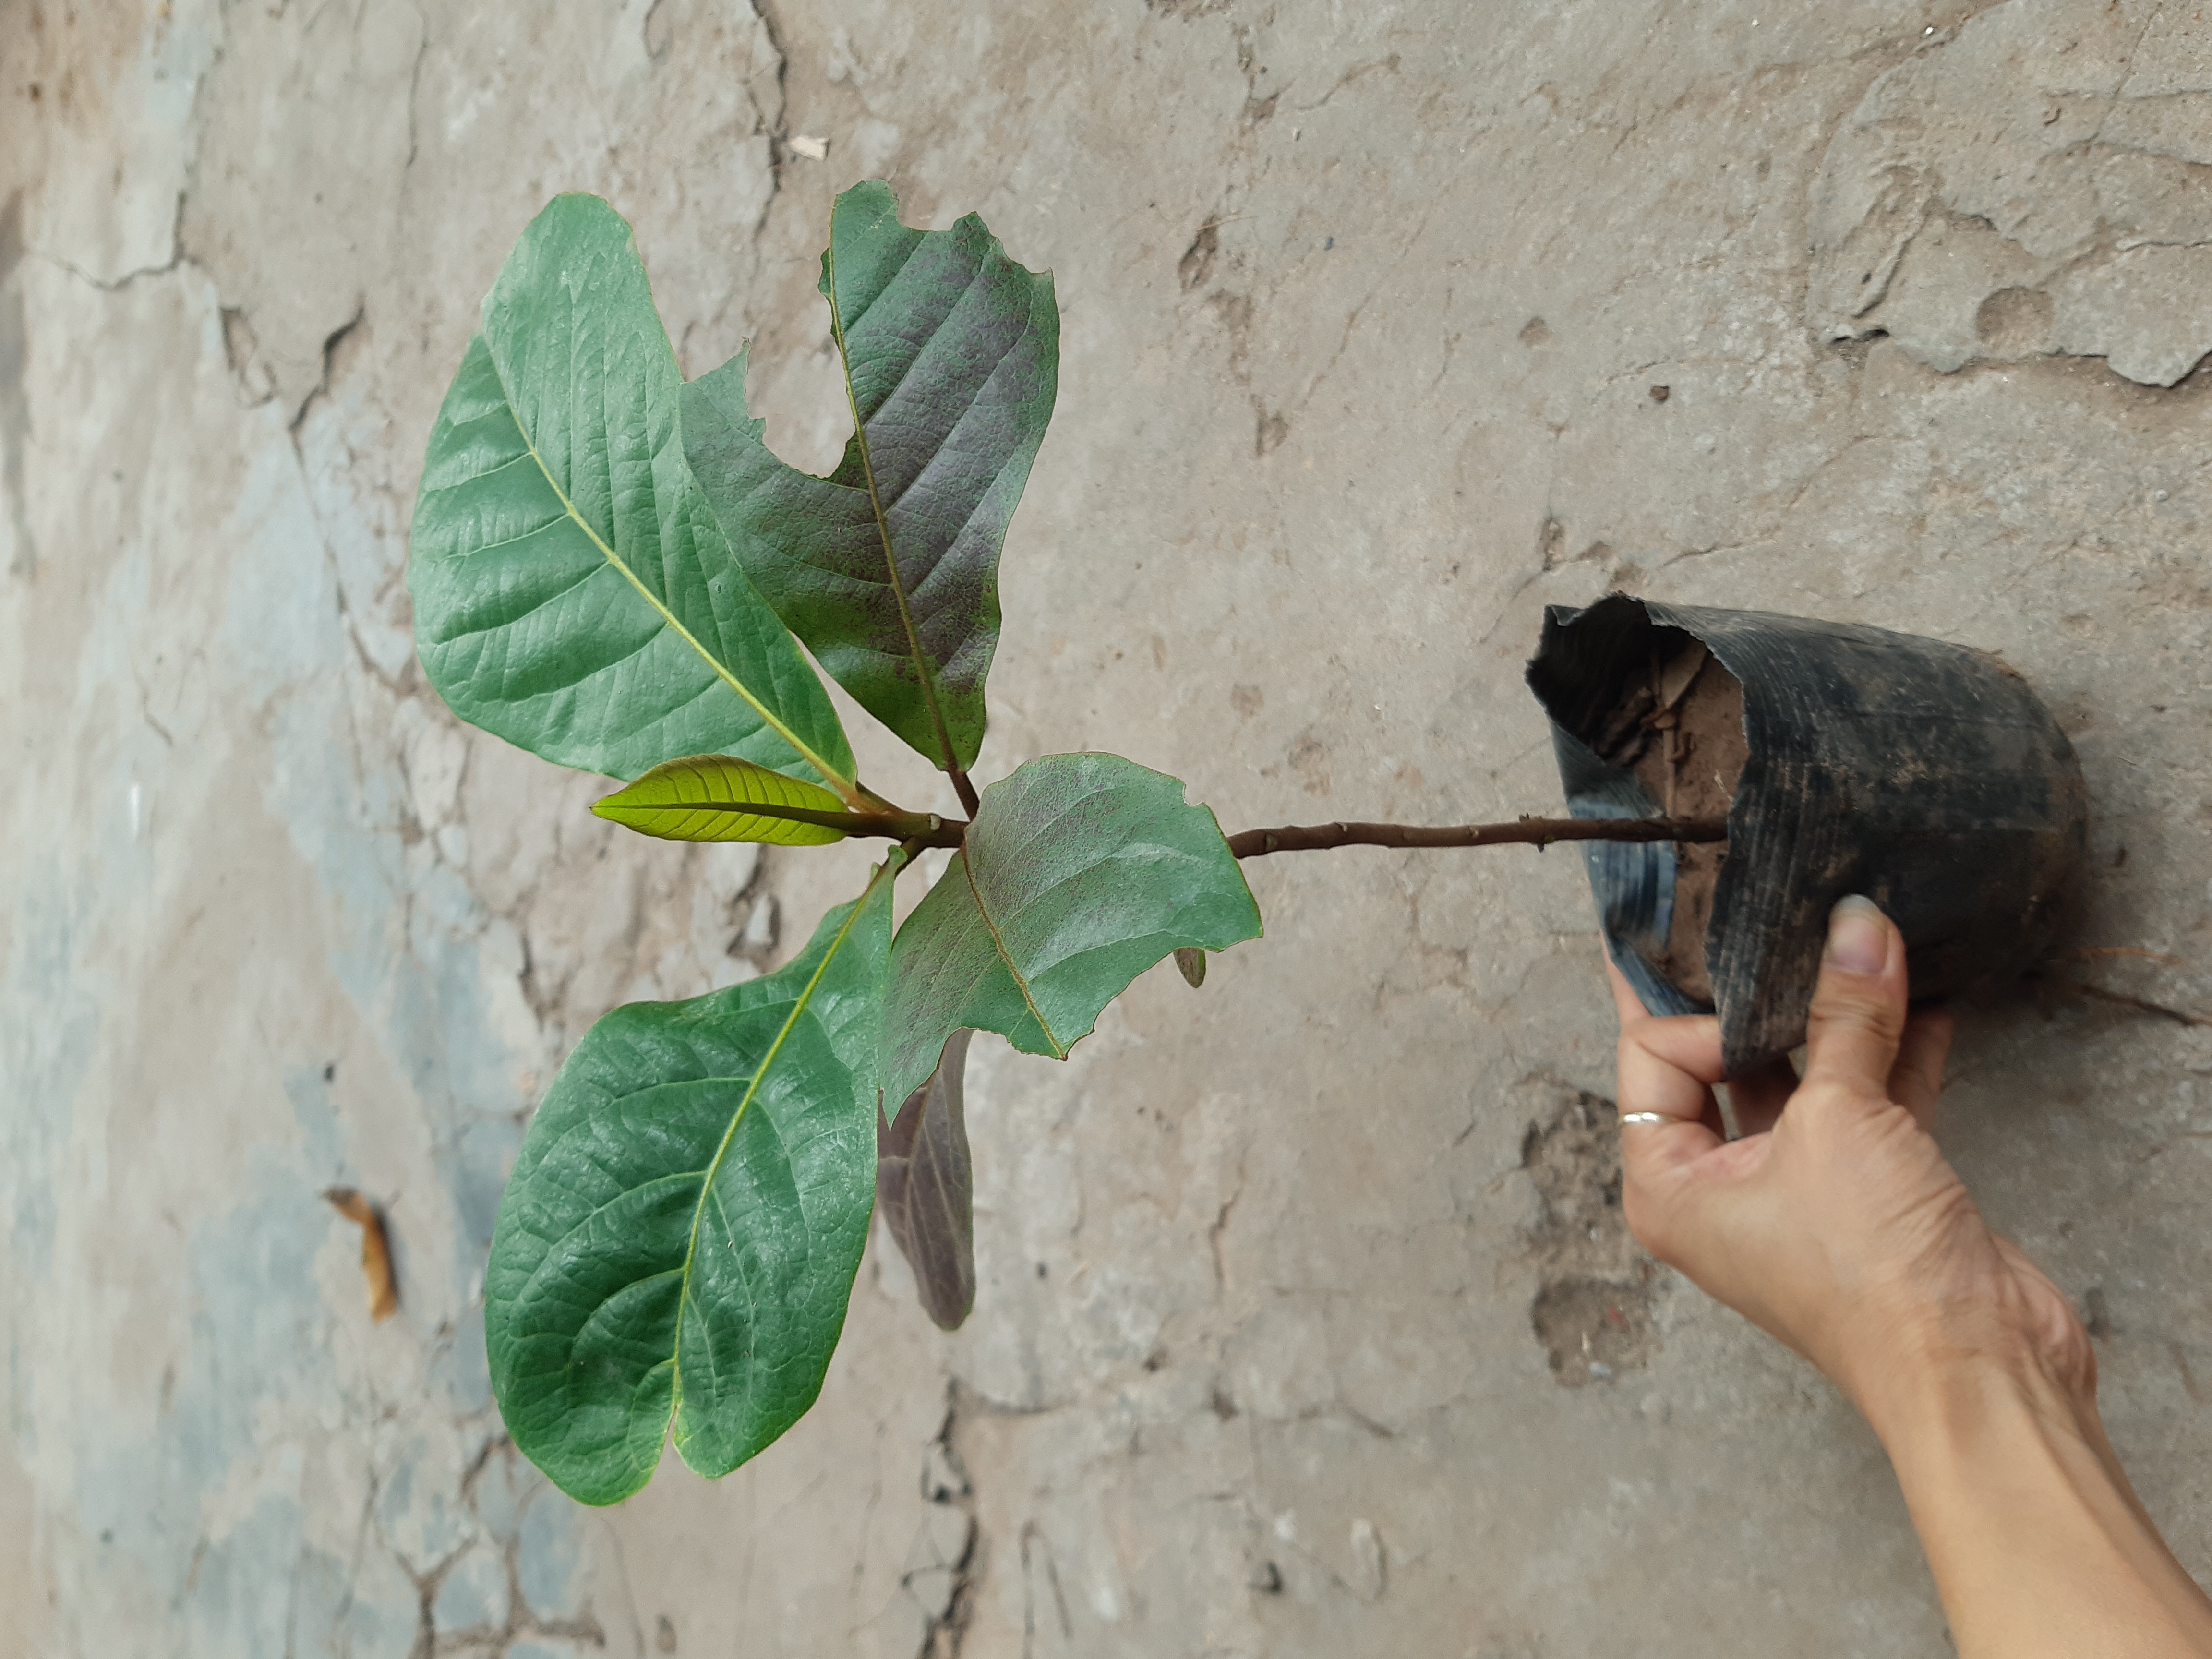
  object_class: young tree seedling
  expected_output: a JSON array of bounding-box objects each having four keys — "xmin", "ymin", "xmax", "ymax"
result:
[{"xmin": 409, "ymin": 186, "xmax": 1723, "ymax": 1504}]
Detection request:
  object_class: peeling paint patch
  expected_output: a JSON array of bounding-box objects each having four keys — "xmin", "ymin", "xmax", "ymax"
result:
[
  {"xmin": 1810, "ymin": 0, "xmax": 2212, "ymax": 385},
  {"xmin": 1519, "ymin": 1082, "xmax": 1660, "ymax": 1386}
]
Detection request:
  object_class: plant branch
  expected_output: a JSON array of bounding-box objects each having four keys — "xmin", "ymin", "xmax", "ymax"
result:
[
  {"xmin": 900, "ymin": 815, "xmax": 969, "ymax": 850},
  {"xmin": 1225, "ymin": 816, "xmax": 1728, "ymax": 860}
]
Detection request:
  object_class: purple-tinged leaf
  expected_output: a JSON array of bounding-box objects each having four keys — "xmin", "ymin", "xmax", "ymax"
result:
[{"xmin": 876, "ymin": 1029, "xmax": 974, "ymax": 1331}]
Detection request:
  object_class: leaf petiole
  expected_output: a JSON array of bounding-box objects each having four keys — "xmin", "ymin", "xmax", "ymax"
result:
[{"xmin": 944, "ymin": 763, "xmax": 982, "ymax": 820}]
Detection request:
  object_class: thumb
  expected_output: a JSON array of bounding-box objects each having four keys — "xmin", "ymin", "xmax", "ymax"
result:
[{"xmin": 1800, "ymin": 895, "xmax": 1909, "ymax": 1096}]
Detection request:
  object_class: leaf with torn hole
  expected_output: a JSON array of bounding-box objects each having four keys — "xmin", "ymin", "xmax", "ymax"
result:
[
  {"xmin": 877, "ymin": 1029, "xmax": 975, "ymax": 1330},
  {"xmin": 484, "ymin": 858, "xmax": 898, "ymax": 1505},
  {"xmin": 324, "ymin": 1188, "xmax": 398, "ymax": 1322},
  {"xmin": 593, "ymin": 753, "xmax": 852, "ymax": 846},
  {"xmin": 682, "ymin": 181, "xmax": 1058, "ymax": 777},
  {"xmin": 409, "ymin": 194, "xmax": 855, "ymax": 795},
  {"xmin": 880, "ymin": 753, "xmax": 1261, "ymax": 1107}
]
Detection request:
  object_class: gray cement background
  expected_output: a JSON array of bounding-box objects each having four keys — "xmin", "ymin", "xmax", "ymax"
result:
[{"xmin": 5, "ymin": 0, "xmax": 2212, "ymax": 1653}]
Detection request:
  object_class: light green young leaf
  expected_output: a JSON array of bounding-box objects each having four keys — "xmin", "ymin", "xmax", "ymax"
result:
[
  {"xmin": 683, "ymin": 180, "xmax": 1058, "ymax": 776},
  {"xmin": 410, "ymin": 193, "xmax": 856, "ymax": 793},
  {"xmin": 881, "ymin": 754, "xmax": 1262, "ymax": 1107},
  {"xmin": 593, "ymin": 753, "xmax": 851, "ymax": 846},
  {"xmin": 484, "ymin": 859, "xmax": 898, "ymax": 1506}
]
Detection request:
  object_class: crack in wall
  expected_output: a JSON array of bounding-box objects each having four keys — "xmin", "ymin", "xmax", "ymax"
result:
[
  {"xmin": 1208, "ymin": 1163, "xmax": 1245, "ymax": 1291},
  {"xmin": 0, "ymin": 192, "xmax": 34, "ymax": 578},
  {"xmin": 743, "ymin": 0, "xmax": 795, "ymax": 238},
  {"xmin": 1017, "ymin": 1521, "xmax": 1071, "ymax": 1659},
  {"xmin": 388, "ymin": 1436, "xmax": 612, "ymax": 1659},
  {"xmin": 912, "ymin": 1388, "xmax": 982, "ymax": 1659},
  {"xmin": 402, "ymin": 6, "xmax": 431, "ymax": 173},
  {"xmin": 25, "ymin": 210, "xmax": 186, "ymax": 292},
  {"xmin": 290, "ymin": 304, "xmax": 367, "ymax": 437}
]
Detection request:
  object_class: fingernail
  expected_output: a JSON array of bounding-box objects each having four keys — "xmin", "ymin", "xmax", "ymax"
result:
[{"xmin": 1826, "ymin": 895, "xmax": 1888, "ymax": 975}]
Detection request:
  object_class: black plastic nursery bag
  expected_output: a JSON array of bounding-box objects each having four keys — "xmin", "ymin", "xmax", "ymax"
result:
[{"xmin": 1527, "ymin": 595, "xmax": 2087, "ymax": 1077}]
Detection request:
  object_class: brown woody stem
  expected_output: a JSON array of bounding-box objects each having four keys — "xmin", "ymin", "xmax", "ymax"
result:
[
  {"xmin": 1224, "ymin": 816, "xmax": 1728, "ymax": 860},
  {"xmin": 842, "ymin": 810, "xmax": 1726, "ymax": 859}
]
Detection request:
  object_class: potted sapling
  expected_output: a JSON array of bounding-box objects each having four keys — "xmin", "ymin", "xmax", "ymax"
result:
[{"xmin": 406, "ymin": 185, "xmax": 2087, "ymax": 1506}]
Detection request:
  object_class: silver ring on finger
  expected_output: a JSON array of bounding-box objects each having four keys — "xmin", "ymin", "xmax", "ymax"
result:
[{"xmin": 1619, "ymin": 1112, "xmax": 1671, "ymax": 1126}]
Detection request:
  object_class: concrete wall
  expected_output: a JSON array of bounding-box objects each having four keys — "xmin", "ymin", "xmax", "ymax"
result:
[{"xmin": 5, "ymin": 1, "xmax": 2212, "ymax": 1653}]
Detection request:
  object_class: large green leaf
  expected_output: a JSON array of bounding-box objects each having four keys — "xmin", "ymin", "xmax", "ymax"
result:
[
  {"xmin": 682, "ymin": 180, "xmax": 1058, "ymax": 776},
  {"xmin": 593, "ymin": 753, "xmax": 850, "ymax": 846},
  {"xmin": 485, "ymin": 859, "xmax": 898, "ymax": 1506},
  {"xmin": 881, "ymin": 754, "xmax": 1262, "ymax": 1106},
  {"xmin": 410, "ymin": 193, "xmax": 856, "ymax": 793}
]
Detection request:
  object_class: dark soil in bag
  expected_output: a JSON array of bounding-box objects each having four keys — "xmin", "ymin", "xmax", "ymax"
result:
[{"xmin": 1527, "ymin": 594, "xmax": 2087, "ymax": 1077}]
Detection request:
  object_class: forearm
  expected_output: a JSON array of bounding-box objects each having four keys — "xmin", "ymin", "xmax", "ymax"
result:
[{"xmin": 1869, "ymin": 1358, "xmax": 2212, "ymax": 1658}]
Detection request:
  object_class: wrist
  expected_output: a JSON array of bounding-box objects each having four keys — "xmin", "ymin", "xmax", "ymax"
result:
[{"xmin": 1847, "ymin": 1316, "xmax": 2097, "ymax": 1462}]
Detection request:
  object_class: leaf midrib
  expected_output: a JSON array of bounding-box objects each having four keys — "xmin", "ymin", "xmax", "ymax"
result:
[
  {"xmin": 599, "ymin": 797, "xmax": 854, "ymax": 834},
  {"xmin": 824, "ymin": 234, "xmax": 965, "ymax": 776},
  {"xmin": 959, "ymin": 848, "xmax": 1067, "ymax": 1058},
  {"xmin": 482, "ymin": 337, "xmax": 857, "ymax": 797},
  {"xmin": 668, "ymin": 856, "xmax": 896, "ymax": 1419}
]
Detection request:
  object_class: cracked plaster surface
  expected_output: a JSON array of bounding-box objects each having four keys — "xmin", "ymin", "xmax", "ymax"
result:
[
  {"xmin": 1811, "ymin": 0, "xmax": 2212, "ymax": 384},
  {"xmin": 6, "ymin": 0, "xmax": 2212, "ymax": 1654}
]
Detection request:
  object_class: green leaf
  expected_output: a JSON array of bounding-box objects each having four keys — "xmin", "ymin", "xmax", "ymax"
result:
[
  {"xmin": 881, "ymin": 754, "xmax": 1262, "ymax": 1106},
  {"xmin": 409, "ymin": 193, "xmax": 856, "ymax": 793},
  {"xmin": 593, "ymin": 753, "xmax": 851, "ymax": 846},
  {"xmin": 876, "ymin": 1029, "xmax": 975, "ymax": 1331},
  {"xmin": 682, "ymin": 180, "xmax": 1058, "ymax": 776},
  {"xmin": 484, "ymin": 858, "xmax": 899, "ymax": 1506}
]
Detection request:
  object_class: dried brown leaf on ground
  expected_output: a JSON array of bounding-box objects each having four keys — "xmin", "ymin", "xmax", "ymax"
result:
[{"xmin": 324, "ymin": 1187, "xmax": 399, "ymax": 1322}]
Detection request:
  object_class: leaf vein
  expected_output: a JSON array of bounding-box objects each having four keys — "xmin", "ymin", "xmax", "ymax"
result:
[
  {"xmin": 668, "ymin": 859, "xmax": 894, "ymax": 1419},
  {"xmin": 826, "ymin": 233, "xmax": 968, "ymax": 779},
  {"xmin": 480, "ymin": 338, "xmax": 855, "ymax": 792},
  {"xmin": 958, "ymin": 850, "xmax": 1065, "ymax": 1057}
]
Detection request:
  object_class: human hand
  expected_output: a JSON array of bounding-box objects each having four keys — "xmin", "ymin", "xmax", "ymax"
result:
[
  {"xmin": 1607, "ymin": 895, "xmax": 2093, "ymax": 1432},
  {"xmin": 1609, "ymin": 898, "xmax": 2212, "ymax": 1657}
]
